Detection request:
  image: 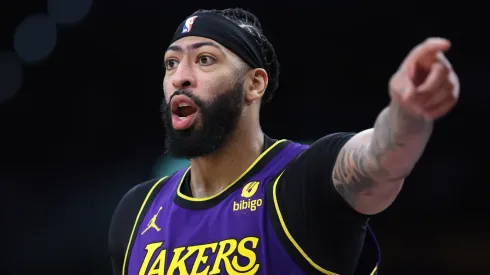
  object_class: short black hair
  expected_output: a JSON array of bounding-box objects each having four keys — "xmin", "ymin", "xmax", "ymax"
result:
[{"xmin": 191, "ymin": 8, "xmax": 280, "ymax": 103}]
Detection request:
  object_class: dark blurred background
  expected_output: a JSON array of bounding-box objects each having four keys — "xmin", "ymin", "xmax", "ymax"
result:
[{"xmin": 0, "ymin": 0, "xmax": 488, "ymax": 274}]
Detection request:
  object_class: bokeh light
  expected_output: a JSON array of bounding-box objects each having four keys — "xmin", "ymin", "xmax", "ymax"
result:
[
  {"xmin": 13, "ymin": 13, "xmax": 57, "ymax": 63},
  {"xmin": 47, "ymin": 0, "xmax": 93, "ymax": 25},
  {"xmin": 0, "ymin": 51, "xmax": 23, "ymax": 103}
]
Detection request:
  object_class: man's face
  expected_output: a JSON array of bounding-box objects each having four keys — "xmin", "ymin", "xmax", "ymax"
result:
[{"xmin": 162, "ymin": 36, "xmax": 246, "ymax": 159}]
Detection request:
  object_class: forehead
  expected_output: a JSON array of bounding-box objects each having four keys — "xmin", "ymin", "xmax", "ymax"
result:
[{"xmin": 166, "ymin": 36, "xmax": 234, "ymax": 57}]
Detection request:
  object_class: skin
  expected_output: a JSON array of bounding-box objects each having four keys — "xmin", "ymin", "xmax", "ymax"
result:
[
  {"xmin": 163, "ymin": 36, "xmax": 268, "ymax": 198},
  {"xmin": 332, "ymin": 38, "xmax": 460, "ymax": 215},
  {"xmin": 164, "ymin": 36, "xmax": 460, "ymax": 215}
]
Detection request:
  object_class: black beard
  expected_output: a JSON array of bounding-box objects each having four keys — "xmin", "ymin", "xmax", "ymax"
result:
[{"xmin": 161, "ymin": 80, "xmax": 244, "ymax": 159}]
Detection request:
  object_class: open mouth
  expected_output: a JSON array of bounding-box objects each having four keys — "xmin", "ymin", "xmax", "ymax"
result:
[
  {"xmin": 171, "ymin": 95, "xmax": 198, "ymax": 118},
  {"xmin": 170, "ymin": 95, "xmax": 199, "ymax": 130},
  {"xmin": 173, "ymin": 102, "xmax": 197, "ymax": 118}
]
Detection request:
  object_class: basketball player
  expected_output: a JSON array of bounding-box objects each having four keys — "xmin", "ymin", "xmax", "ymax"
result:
[{"xmin": 109, "ymin": 8, "xmax": 459, "ymax": 275}]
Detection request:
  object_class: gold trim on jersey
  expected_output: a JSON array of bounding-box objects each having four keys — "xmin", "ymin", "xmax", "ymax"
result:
[
  {"xmin": 176, "ymin": 139, "xmax": 287, "ymax": 202},
  {"xmin": 122, "ymin": 176, "xmax": 168, "ymax": 275},
  {"xmin": 272, "ymin": 172, "xmax": 378, "ymax": 275}
]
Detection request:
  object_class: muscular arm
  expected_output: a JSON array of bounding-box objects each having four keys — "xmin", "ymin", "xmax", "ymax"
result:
[
  {"xmin": 270, "ymin": 134, "xmax": 374, "ymax": 274},
  {"xmin": 333, "ymin": 101, "xmax": 433, "ymax": 215}
]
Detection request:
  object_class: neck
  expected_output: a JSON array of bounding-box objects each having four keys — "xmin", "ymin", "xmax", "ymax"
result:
[{"xmin": 189, "ymin": 126, "xmax": 264, "ymax": 198}]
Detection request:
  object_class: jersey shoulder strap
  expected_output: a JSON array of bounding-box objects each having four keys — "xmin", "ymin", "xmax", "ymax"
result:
[
  {"xmin": 119, "ymin": 174, "xmax": 174, "ymax": 275},
  {"xmin": 262, "ymin": 141, "xmax": 309, "ymax": 182}
]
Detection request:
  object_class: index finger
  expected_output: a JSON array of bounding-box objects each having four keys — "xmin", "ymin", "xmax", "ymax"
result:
[{"xmin": 402, "ymin": 38, "xmax": 452, "ymax": 75}]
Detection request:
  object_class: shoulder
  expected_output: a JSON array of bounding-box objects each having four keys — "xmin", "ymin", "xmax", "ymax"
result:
[
  {"xmin": 299, "ymin": 132, "xmax": 355, "ymax": 160},
  {"xmin": 276, "ymin": 132, "xmax": 362, "ymax": 216},
  {"xmin": 266, "ymin": 132, "xmax": 370, "ymax": 274},
  {"xmin": 281, "ymin": 132, "xmax": 355, "ymax": 180},
  {"xmin": 108, "ymin": 176, "xmax": 171, "ymax": 254},
  {"xmin": 115, "ymin": 177, "xmax": 168, "ymax": 216}
]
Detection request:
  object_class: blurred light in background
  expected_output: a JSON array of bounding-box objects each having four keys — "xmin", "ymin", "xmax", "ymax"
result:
[
  {"xmin": 153, "ymin": 155, "xmax": 189, "ymax": 177},
  {"xmin": 0, "ymin": 51, "xmax": 23, "ymax": 103},
  {"xmin": 14, "ymin": 13, "xmax": 57, "ymax": 63},
  {"xmin": 0, "ymin": 0, "xmax": 94, "ymax": 105},
  {"xmin": 47, "ymin": 0, "xmax": 93, "ymax": 25}
]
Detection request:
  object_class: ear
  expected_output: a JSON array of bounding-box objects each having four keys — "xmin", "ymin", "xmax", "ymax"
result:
[{"xmin": 244, "ymin": 68, "xmax": 268, "ymax": 103}]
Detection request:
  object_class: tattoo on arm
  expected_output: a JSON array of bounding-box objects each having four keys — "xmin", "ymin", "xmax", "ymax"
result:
[
  {"xmin": 333, "ymin": 102, "xmax": 432, "ymax": 207},
  {"xmin": 332, "ymin": 143, "xmax": 380, "ymax": 206},
  {"xmin": 370, "ymin": 102, "xmax": 429, "ymax": 166}
]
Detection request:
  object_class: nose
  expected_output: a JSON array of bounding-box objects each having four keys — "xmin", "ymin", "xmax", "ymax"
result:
[{"xmin": 172, "ymin": 61, "xmax": 195, "ymax": 90}]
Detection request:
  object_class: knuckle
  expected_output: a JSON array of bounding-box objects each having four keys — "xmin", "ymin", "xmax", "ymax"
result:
[
  {"xmin": 423, "ymin": 37, "xmax": 436, "ymax": 44},
  {"xmin": 409, "ymin": 44, "xmax": 424, "ymax": 56},
  {"xmin": 446, "ymin": 81, "xmax": 455, "ymax": 92},
  {"xmin": 388, "ymin": 80, "xmax": 396, "ymax": 91},
  {"xmin": 389, "ymin": 73, "xmax": 402, "ymax": 88},
  {"xmin": 424, "ymin": 37, "xmax": 435, "ymax": 44}
]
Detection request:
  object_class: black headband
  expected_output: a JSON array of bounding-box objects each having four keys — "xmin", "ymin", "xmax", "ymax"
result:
[{"xmin": 170, "ymin": 13, "xmax": 266, "ymax": 70}]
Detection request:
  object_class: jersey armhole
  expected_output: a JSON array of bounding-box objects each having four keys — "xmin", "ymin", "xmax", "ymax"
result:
[
  {"xmin": 267, "ymin": 172, "xmax": 379, "ymax": 275},
  {"xmin": 267, "ymin": 171, "xmax": 340, "ymax": 275},
  {"xmin": 121, "ymin": 175, "xmax": 170, "ymax": 275}
]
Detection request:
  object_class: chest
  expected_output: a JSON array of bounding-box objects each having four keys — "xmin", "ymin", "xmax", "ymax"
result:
[
  {"xmin": 147, "ymin": 181, "xmax": 267, "ymax": 242},
  {"xmin": 128, "ymin": 183, "xmax": 272, "ymax": 275}
]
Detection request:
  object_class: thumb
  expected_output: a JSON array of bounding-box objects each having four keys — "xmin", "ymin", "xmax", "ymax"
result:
[
  {"xmin": 401, "ymin": 80, "xmax": 426, "ymax": 116},
  {"xmin": 391, "ymin": 76, "xmax": 424, "ymax": 115},
  {"xmin": 391, "ymin": 74, "xmax": 417, "ymax": 103},
  {"xmin": 402, "ymin": 80, "xmax": 417, "ymax": 102}
]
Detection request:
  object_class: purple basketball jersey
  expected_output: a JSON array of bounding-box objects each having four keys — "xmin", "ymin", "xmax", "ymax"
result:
[{"xmin": 122, "ymin": 140, "xmax": 380, "ymax": 275}]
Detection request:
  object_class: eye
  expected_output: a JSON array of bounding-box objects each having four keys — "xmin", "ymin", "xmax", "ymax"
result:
[
  {"xmin": 165, "ymin": 59, "xmax": 178, "ymax": 70},
  {"xmin": 198, "ymin": 55, "xmax": 216, "ymax": 66}
]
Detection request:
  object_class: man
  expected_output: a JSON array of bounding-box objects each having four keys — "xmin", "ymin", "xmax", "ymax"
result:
[{"xmin": 109, "ymin": 8, "xmax": 459, "ymax": 275}]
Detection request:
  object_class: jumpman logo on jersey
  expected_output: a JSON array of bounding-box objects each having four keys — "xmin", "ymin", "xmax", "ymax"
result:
[{"xmin": 141, "ymin": 206, "xmax": 162, "ymax": 235}]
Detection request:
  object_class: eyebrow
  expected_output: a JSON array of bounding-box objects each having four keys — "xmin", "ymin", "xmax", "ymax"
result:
[{"xmin": 166, "ymin": 42, "xmax": 224, "ymax": 55}]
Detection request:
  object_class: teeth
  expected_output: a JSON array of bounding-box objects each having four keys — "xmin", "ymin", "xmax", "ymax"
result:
[
  {"xmin": 178, "ymin": 103, "xmax": 190, "ymax": 108},
  {"xmin": 178, "ymin": 116, "xmax": 185, "ymax": 120}
]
